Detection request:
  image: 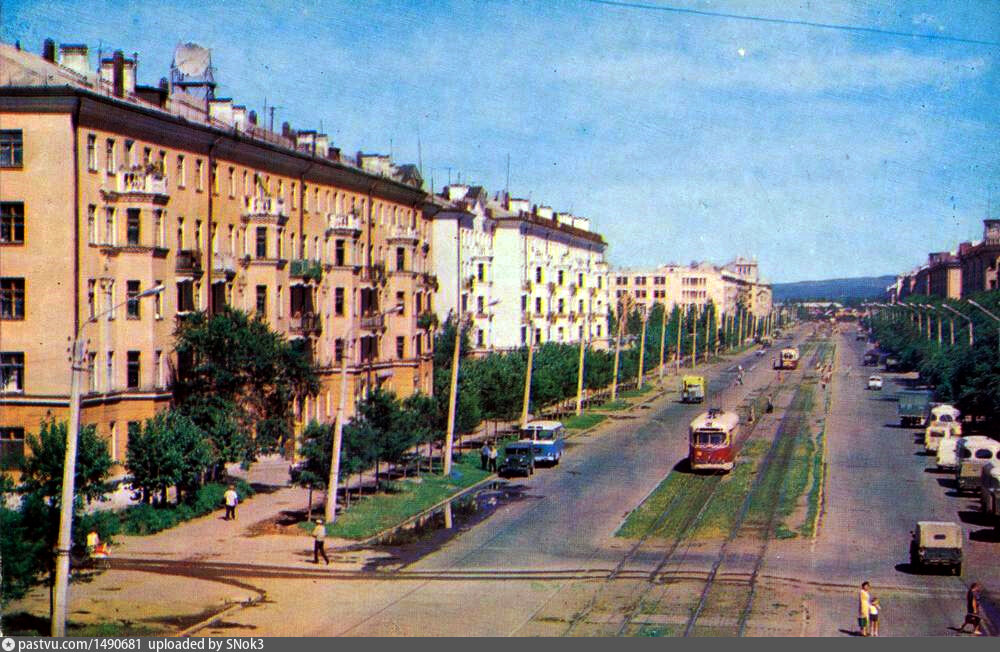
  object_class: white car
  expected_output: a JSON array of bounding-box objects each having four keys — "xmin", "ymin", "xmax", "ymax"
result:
[{"xmin": 867, "ymin": 375, "xmax": 883, "ymax": 390}]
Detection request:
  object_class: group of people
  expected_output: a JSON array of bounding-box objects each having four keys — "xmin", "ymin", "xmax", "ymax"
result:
[
  {"xmin": 480, "ymin": 441, "xmax": 499, "ymax": 472},
  {"xmin": 857, "ymin": 580, "xmax": 986, "ymax": 636}
]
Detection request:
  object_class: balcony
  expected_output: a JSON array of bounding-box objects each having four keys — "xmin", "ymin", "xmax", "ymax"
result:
[
  {"xmin": 242, "ymin": 195, "xmax": 289, "ymax": 225},
  {"xmin": 290, "ymin": 312, "xmax": 322, "ymax": 336},
  {"xmin": 101, "ymin": 166, "xmax": 170, "ymax": 204},
  {"xmin": 360, "ymin": 313, "xmax": 385, "ymax": 331},
  {"xmin": 213, "ymin": 252, "xmax": 237, "ymax": 279},
  {"xmin": 388, "ymin": 226, "xmax": 420, "ymax": 244},
  {"xmin": 326, "ymin": 213, "xmax": 361, "ymax": 237},
  {"xmin": 176, "ymin": 249, "xmax": 203, "ymax": 276},
  {"xmin": 290, "ymin": 259, "xmax": 323, "ymax": 282}
]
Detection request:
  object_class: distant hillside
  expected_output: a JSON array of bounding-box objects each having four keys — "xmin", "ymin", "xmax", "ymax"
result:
[{"xmin": 772, "ymin": 275, "xmax": 895, "ymax": 302}]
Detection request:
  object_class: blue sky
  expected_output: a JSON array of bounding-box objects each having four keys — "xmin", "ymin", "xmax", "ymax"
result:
[{"xmin": 3, "ymin": 0, "xmax": 998, "ymax": 282}]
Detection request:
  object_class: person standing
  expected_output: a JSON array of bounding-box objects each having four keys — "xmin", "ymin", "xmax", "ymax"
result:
[
  {"xmin": 959, "ymin": 583, "xmax": 984, "ymax": 635},
  {"xmin": 312, "ymin": 519, "xmax": 330, "ymax": 565},
  {"xmin": 869, "ymin": 597, "xmax": 880, "ymax": 637},
  {"xmin": 223, "ymin": 484, "xmax": 239, "ymax": 521},
  {"xmin": 480, "ymin": 441, "xmax": 490, "ymax": 470},
  {"xmin": 858, "ymin": 581, "xmax": 872, "ymax": 636},
  {"xmin": 488, "ymin": 442, "xmax": 498, "ymax": 472}
]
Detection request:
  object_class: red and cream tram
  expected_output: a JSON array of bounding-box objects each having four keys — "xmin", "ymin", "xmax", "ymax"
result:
[{"xmin": 688, "ymin": 408, "xmax": 740, "ymax": 472}]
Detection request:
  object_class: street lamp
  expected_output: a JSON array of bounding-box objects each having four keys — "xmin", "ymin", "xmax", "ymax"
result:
[
  {"xmin": 636, "ymin": 304, "xmax": 650, "ymax": 388},
  {"xmin": 966, "ymin": 299, "xmax": 1000, "ymax": 355},
  {"xmin": 941, "ymin": 304, "xmax": 973, "ymax": 347},
  {"xmin": 657, "ymin": 302, "xmax": 668, "ymax": 382},
  {"xmin": 53, "ymin": 284, "xmax": 163, "ymax": 637},
  {"xmin": 327, "ymin": 304, "xmax": 403, "ymax": 522},
  {"xmin": 919, "ymin": 304, "xmax": 941, "ymax": 345}
]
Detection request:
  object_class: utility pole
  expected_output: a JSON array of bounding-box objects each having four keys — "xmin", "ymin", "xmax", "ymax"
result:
[
  {"xmin": 326, "ymin": 333, "xmax": 351, "ymax": 523},
  {"xmin": 611, "ymin": 301, "xmax": 624, "ymax": 400},
  {"xmin": 521, "ymin": 326, "xmax": 535, "ymax": 428},
  {"xmin": 443, "ymin": 228, "xmax": 463, "ymax": 475},
  {"xmin": 575, "ymin": 315, "xmax": 587, "ymax": 416},
  {"xmin": 675, "ymin": 305, "xmax": 683, "ymax": 374},
  {"xmin": 658, "ymin": 303, "xmax": 668, "ymax": 382},
  {"xmin": 691, "ymin": 304, "xmax": 698, "ymax": 369},
  {"xmin": 704, "ymin": 303, "xmax": 712, "ymax": 362},
  {"xmin": 636, "ymin": 307, "xmax": 648, "ymax": 388}
]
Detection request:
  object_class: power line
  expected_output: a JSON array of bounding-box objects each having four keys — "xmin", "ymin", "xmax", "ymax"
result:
[{"xmin": 582, "ymin": 0, "xmax": 1000, "ymax": 48}]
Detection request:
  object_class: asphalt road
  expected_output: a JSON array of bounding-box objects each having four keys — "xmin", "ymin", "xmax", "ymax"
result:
[{"xmin": 210, "ymin": 344, "xmax": 787, "ymax": 636}]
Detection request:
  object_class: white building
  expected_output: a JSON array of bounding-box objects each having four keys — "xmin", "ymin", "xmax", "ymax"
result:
[{"xmin": 427, "ymin": 186, "xmax": 611, "ymax": 351}]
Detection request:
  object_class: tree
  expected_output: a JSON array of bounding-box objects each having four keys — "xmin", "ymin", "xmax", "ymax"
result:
[
  {"xmin": 0, "ymin": 475, "xmax": 44, "ymax": 607},
  {"xmin": 125, "ymin": 410, "xmax": 213, "ymax": 505},
  {"xmin": 295, "ymin": 420, "xmax": 331, "ymax": 520},
  {"xmin": 172, "ymin": 309, "xmax": 320, "ymax": 465}
]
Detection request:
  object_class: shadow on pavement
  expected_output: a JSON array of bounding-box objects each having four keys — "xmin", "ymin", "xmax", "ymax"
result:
[
  {"xmin": 958, "ymin": 510, "xmax": 994, "ymax": 527},
  {"xmin": 894, "ymin": 562, "xmax": 958, "ymax": 576},
  {"xmin": 838, "ymin": 628, "xmax": 864, "ymax": 637},
  {"xmin": 969, "ymin": 528, "xmax": 1000, "ymax": 543}
]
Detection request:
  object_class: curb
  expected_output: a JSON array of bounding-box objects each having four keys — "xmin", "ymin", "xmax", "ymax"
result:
[{"xmin": 176, "ymin": 592, "xmax": 266, "ymax": 638}]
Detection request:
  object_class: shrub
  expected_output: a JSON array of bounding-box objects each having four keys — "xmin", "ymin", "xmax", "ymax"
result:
[{"xmin": 119, "ymin": 480, "xmax": 254, "ymax": 535}]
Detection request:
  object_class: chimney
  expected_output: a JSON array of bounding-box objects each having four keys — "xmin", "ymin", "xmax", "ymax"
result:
[
  {"xmin": 58, "ymin": 44, "xmax": 89, "ymax": 76},
  {"xmin": 42, "ymin": 38, "xmax": 56, "ymax": 62},
  {"xmin": 112, "ymin": 50, "xmax": 125, "ymax": 97},
  {"xmin": 248, "ymin": 110, "xmax": 258, "ymax": 125},
  {"xmin": 232, "ymin": 105, "xmax": 247, "ymax": 130},
  {"xmin": 282, "ymin": 121, "xmax": 291, "ymax": 137}
]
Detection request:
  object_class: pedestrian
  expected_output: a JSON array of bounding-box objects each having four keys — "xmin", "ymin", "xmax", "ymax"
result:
[
  {"xmin": 858, "ymin": 581, "xmax": 872, "ymax": 636},
  {"xmin": 488, "ymin": 442, "xmax": 498, "ymax": 472},
  {"xmin": 869, "ymin": 597, "xmax": 880, "ymax": 637},
  {"xmin": 765, "ymin": 395, "xmax": 774, "ymax": 413},
  {"xmin": 223, "ymin": 484, "xmax": 239, "ymax": 521},
  {"xmin": 958, "ymin": 582, "xmax": 984, "ymax": 635},
  {"xmin": 480, "ymin": 441, "xmax": 490, "ymax": 471},
  {"xmin": 312, "ymin": 519, "xmax": 330, "ymax": 565},
  {"xmin": 86, "ymin": 530, "xmax": 100, "ymax": 556}
]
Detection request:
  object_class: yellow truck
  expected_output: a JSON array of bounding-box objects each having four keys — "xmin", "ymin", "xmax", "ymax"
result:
[{"xmin": 681, "ymin": 375, "xmax": 706, "ymax": 403}]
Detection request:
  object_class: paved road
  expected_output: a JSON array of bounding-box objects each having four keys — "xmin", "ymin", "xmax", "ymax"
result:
[
  {"xmin": 206, "ymin": 345, "xmax": 787, "ymax": 636},
  {"xmin": 766, "ymin": 331, "xmax": 997, "ymax": 636}
]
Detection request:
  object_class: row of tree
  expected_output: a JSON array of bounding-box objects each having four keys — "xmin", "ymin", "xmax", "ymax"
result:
[{"xmin": 867, "ymin": 291, "xmax": 1000, "ymax": 420}]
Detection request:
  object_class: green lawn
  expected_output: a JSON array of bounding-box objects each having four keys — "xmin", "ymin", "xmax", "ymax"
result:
[
  {"xmin": 562, "ymin": 413, "xmax": 607, "ymax": 430},
  {"xmin": 595, "ymin": 399, "xmax": 629, "ymax": 411},
  {"xmin": 618, "ymin": 384, "xmax": 655, "ymax": 398},
  {"xmin": 313, "ymin": 456, "xmax": 492, "ymax": 540}
]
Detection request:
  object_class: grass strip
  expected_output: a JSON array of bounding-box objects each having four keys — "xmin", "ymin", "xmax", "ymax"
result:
[
  {"xmin": 562, "ymin": 412, "xmax": 608, "ymax": 431},
  {"xmin": 618, "ymin": 384, "xmax": 654, "ymax": 399},
  {"xmin": 310, "ymin": 456, "xmax": 492, "ymax": 540},
  {"xmin": 596, "ymin": 399, "xmax": 629, "ymax": 411},
  {"xmin": 691, "ymin": 439, "xmax": 769, "ymax": 539}
]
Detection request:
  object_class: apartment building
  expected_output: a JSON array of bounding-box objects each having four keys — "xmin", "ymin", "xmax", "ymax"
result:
[
  {"xmin": 613, "ymin": 257, "xmax": 772, "ymax": 318},
  {"xmin": 0, "ymin": 40, "xmax": 434, "ymax": 468}
]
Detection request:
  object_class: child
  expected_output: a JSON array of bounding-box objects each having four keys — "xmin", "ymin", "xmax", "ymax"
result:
[{"xmin": 869, "ymin": 597, "xmax": 880, "ymax": 637}]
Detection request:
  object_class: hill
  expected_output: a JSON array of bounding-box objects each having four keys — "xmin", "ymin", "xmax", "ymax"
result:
[{"xmin": 772, "ymin": 275, "xmax": 895, "ymax": 303}]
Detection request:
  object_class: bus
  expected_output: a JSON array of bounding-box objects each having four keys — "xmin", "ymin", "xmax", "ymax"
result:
[
  {"xmin": 776, "ymin": 347, "xmax": 799, "ymax": 370},
  {"xmin": 688, "ymin": 408, "xmax": 739, "ymax": 472},
  {"xmin": 520, "ymin": 420, "xmax": 565, "ymax": 466}
]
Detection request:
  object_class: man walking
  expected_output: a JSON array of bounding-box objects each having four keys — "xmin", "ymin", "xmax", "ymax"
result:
[
  {"xmin": 488, "ymin": 442, "xmax": 498, "ymax": 472},
  {"xmin": 958, "ymin": 582, "xmax": 984, "ymax": 635},
  {"xmin": 223, "ymin": 484, "xmax": 239, "ymax": 521},
  {"xmin": 858, "ymin": 581, "xmax": 872, "ymax": 636},
  {"xmin": 480, "ymin": 441, "xmax": 490, "ymax": 470},
  {"xmin": 312, "ymin": 519, "xmax": 330, "ymax": 565}
]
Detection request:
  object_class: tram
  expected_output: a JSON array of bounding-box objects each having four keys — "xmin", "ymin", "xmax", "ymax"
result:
[
  {"xmin": 775, "ymin": 347, "xmax": 799, "ymax": 370},
  {"xmin": 688, "ymin": 408, "xmax": 739, "ymax": 472}
]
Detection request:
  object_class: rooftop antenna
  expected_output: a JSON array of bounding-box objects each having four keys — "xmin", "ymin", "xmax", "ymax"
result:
[
  {"xmin": 417, "ymin": 128, "xmax": 423, "ymax": 180},
  {"xmin": 389, "ymin": 138, "xmax": 393, "ymax": 159},
  {"xmin": 505, "ymin": 153, "xmax": 510, "ymax": 197}
]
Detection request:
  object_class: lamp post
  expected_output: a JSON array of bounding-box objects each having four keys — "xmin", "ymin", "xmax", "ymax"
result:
[
  {"xmin": 941, "ymin": 304, "xmax": 973, "ymax": 347},
  {"xmin": 967, "ymin": 299, "xmax": 1000, "ymax": 356},
  {"xmin": 657, "ymin": 302, "xmax": 668, "ymax": 382},
  {"xmin": 691, "ymin": 304, "xmax": 698, "ymax": 369},
  {"xmin": 611, "ymin": 298, "xmax": 627, "ymax": 401},
  {"xmin": 521, "ymin": 321, "xmax": 535, "ymax": 429},
  {"xmin": 636, "ymin": 305, "xmax": 649, "ymax": 389},
  {"xmin": 52, "ymin": 284, "xmax": 163, "ymax": 637},
  {"xmin": 575, "ymin": 312, "xmax": 588, "ymax": 416},
  {"xmin": 327, "ymin": 305, "xmax": 402, "ymax": 521},
  {"xmin": 675, "ymin": 304, "xmax": 683, "ymax": 374}
]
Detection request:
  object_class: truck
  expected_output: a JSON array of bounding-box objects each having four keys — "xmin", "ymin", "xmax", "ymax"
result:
[
  {"xmin": 897, "ymin": 389, "xmax": 934, "ymax": 427},
  {"xmin": 909, "ymin": 521, "xmax": 962, "ymax": 575},
  {"xmin": 680, "ymin": 375, "xmax": 706, "ymax": 403}
]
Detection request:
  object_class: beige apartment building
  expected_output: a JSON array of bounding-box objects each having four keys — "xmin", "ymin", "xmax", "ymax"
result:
[
  {"xmin": 613, "ymin": 257, "xmax": 772, "ymax": 318},
  {"xmin": 0, "ymin": 41, "xmax": 434, "ymax": 468}
]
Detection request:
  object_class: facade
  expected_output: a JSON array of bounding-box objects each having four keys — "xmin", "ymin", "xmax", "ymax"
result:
[
  {"xmin": 926, "ymin": 251, "xmax": 962, "ymax": 300},
  {"xmin": 959, "ymin": 220, "xmax": 1000, "ymax": 297},
  {"xmin": 0, "ymin": 40, "xmax": 434, "ymax": 469},
  {"xmin": 613, "ymin": 258, "xmax": 772, "ymax": 318}
]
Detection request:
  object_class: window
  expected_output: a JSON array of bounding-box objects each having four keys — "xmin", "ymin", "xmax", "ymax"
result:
[
  {"xmin": 535, "ymin": 266, "xmax": 542, "ymax": 283},
  {"xmin": 87, "ymin": 134, "xmax": 97, "ymax": 170},
  {"xmin": 87, "ymin": 279, "xmax": 96, "ymax": 318},
  {"xmin": 124, "ymin": 139, "xmax": 135, "ymax": 166},
  {"xmin": 0, "ymin": 130, "xmax": 22, "ymax": 168},
  {"xmin": 521, "ymin": 295, "xmax": 528, "ymax": 311},
  {"xmin": 228, "ymin": 167, "xmax": 235, "ymax": 197},
  {"xmin": 335, "ymin": 287, "xmax": 345, "ymax": 315},
  {"xmin": 521, "ymin": 326, "xmax": 527, "ymax": 345},
  {"xmin": 535, "ymin": 297, "xmax": 542, "ymax": 313},
  {"xmin": 105, "ymin": 280, "xmax": 116, "ymax": 319},
  {"xmin": 477, "ymin": 329, "xmax": 484, "ymax": 347},
  {"xmin": 126, "ymin": 208, "xmax": 141, "ymax": 245},
  {"xmin": 335, "ymin": 239, "xmax": 346, "ymax": 266},
  {"xmin": 0, "ymin": 278, "xmax": 24, "ymax": 319},
  {"xmin": 87, "ymin": 204, "xmax": 96, "ymax": 244},
  {"xmin": 256, "ymin": 227, "xmax": 267, "ymax": 257},
  {"xmin": 335, "ymin": 339, "xmax": 344, "ymax": 363},
  {"xmin": 154, "ymin": 279, "xmax": 162, "ymax": 318},
  {"xmin": 535, "ymin": 328, "xmax": 542, "ymax": 343},
  {"xmin": 477, "ymin": 263, "xmax": 485, "ymax": 282},
  {"xmin": 195, "ymin": 159, "xmax": 204, "ymax": 191},
  {"xmin": 177, "ymin": 154, "xmax": 186, "ymax": 187},
  {"xmin": 177, "ymin": 217, "xmax": 184, "ymax": 250},
  {"xmin": 154, "ymin": 350, "xmax": 162, "ymax": 387},
  {"xmin": 195, "ymin": 220, "xmax": 202, "ymax": 248},
  {"xmin": 396, "ymin": 247, "xmax": 405, "ymax": 271},
  {"xmin": 256, "ymin": 285, "xmax": 267, "ymax": 316},
  {"xmin": 0, "ymin": 202, "xmax": 25, "ymax": 244},
  {"xmin": 1, "ymin": 352, "xmax": 24, "ymax": 392},
  {"xmin": 558, "ymin": 270, "xmax": 564, "ymax": 286},
  {"xmin": 0, "ymin": 427, "xmax": 25, "ymax": 471},
  {"xmin": 578, "ymin": 273, "xmax": 584, "ymax": 286},
  {"xmin": 477, "ymin": 296, "xmax": 485, "ymax": 314},
  {"xmin": 396, "ymin": 336, "xmax": 405, "ymax": 359},
  {"xmin": 396, "ymin": 291, "xmax": 405, "ymax": 316},
  {"xmin": 598, "ymin": 277, "xmax": 603, "ymax": 289},
  {"xmin": 104, "ymin": 207, "xmax": 116, "ymax": 245},
  {"xmin": 176, "ymin": 280, "xmax": 195, "ymax": 313},
  {"xmin": 106, "ymin": 138, "xmax": 116, "ymax": 174},
  {"xmin": 143, "ymin": 147, "xmax": 151, "ymax": 167},
  {"xmin": 126, "ymin": 280, "xmax": 141, "ymax": 319},
  {"xmin": 558, "ymin": 298, "xmax": 564, "ymax": 313},
  {"xmin": 153, "ymin": 210, "xmax": 163, "ymax": 247},
  {"xmin": 277, "ymin": 285, "xmax": 283, "ymax": 318},
  {"xmin": 211, "ymin": 162, "xmax": 218, "ymax": 195},
  {"xmin": 127, "ymin": 351, "xmax": 140, "ymax": 389}
]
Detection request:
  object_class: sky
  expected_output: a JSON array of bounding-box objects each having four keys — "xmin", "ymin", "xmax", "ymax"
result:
[{"xmin": 2, "ymin": 0, "xmax": 998, "ymax": 283}]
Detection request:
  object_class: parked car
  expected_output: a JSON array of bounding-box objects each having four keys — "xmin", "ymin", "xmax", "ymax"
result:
[
  {"xmin": 936, "ymin": 436, "xmax": 960, "ymax": 471},
  {"xmin": 867, "ymin": 375, "xmax": 883, "ymax": 390},
  {"xmin": 499, "ymin": 443, "xmax": 535, "ymax": 477},
  {"xmin": 909, "ymin": 521, "xmax": 962, "ymax": 575},
  {"xmin": 897, "ymin": 389, "xmax": 933, "ymax": 427},
  {"xmin": 980, "ymin": 462, "xmax": 1000, "ymax": 522},
  {"xmin": 956, "ymin": 436, "xmax": 1000, "ymax": 493}
]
